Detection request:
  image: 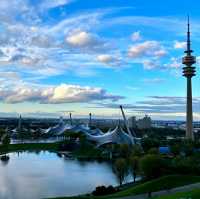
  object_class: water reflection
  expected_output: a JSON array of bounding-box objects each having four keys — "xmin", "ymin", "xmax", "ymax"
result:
[
  {"xmin": 0, "ymin": 151, "xmax": 133, "ymax": 199},
  {"xmin": 0, "ymin": 155, "xmax": 10, "ymax": 166}
]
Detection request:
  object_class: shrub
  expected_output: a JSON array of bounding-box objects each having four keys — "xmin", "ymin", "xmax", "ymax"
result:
[{"xmin": 92, "ymin": 185, "xmax": 116, "ymax": 196}]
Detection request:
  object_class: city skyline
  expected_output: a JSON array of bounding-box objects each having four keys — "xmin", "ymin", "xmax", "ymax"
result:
[{"xmin": 0, "ymin": 0, "xmax": 200, "ymax": 120}]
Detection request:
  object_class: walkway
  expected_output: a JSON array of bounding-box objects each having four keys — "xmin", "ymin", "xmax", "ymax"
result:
[{"xmin": 118, "ymin": 182, "xmax": 200, "ymax": 199}]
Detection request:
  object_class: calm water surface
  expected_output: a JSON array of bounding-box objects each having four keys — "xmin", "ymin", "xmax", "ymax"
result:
[{"xmin": 0, "ymin": 151, "xmax": 132, "ymax": 199}]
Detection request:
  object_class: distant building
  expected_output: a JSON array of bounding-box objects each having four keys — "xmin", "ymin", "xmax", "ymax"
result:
[
  {"xmin": 137, "ymin": 115, "xmax": 152, "ymax": 129},
  {"xmin": 128, "ymin": 116, "xmax": 137, "ymax": 128}
]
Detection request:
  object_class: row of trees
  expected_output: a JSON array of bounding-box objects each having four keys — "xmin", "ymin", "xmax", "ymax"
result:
[
  {"xmin": 113, "ymin": 139, "xmax": 200, "ymax": 186},
  {"xmin": 113, "ymin": 144, "xmax": 166, "ymax": 186}
]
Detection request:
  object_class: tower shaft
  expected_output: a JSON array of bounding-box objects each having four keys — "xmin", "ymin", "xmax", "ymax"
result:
[{"xmin": 186, "ymin": 77, "xmax": 194, "ymax": 140}]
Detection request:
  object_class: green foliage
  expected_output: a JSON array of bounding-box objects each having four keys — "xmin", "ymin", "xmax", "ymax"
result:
[
  {"xmin": 171, "ymin": 154, "xmax": 200, "ymax": 175},
  {"xmin": 73, "ymin": 142, "xmax": 105, "ymax": 159},
  {"xmin": 114, "ymin": 158, "xmax": 129, "ymax": 186},
  {"xmin": 129, "ymin": 156, "xmax": 139, "ymax": 183},
  {"xmin": 2, "ymin": 134, "xmax": 10, "ymax": 146},
  {"xmin": 170, "ymin": 144, "xmax": 181, "ymax": 156},
  {"xmin": 131, "ymin": 145, "xmax": 143, "ymax": 156},
  {"xmin": 119, "ymin": 144, "xmax": 131, "ymax": 159},
  {"xmin": 141, "ymin": 137, "xmax": 160, "ymax": 152},
  {"xmin": 139, "ymin": 154, "xmax": 165, "ymax": 180},
  {"xmin": 147, "ymin": 147, "xmax": 159, "ymax": 155},
  {"xmin": 0, "ymin": 128, "xmax": 6, "ymax": 139},
  {"xmin": 182, "ymin": 140, "xmax": 195, "ymax": 156}
]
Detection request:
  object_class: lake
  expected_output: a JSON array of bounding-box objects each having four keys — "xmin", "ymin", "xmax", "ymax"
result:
[{"xmin": 0, "ymin": 151, "xmax": 133, "ymax": 199}]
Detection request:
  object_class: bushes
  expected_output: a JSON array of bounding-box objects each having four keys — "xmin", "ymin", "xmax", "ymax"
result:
[{"xmin": 92, "ymin": 185, "xmax": 116, "ymax": 196}]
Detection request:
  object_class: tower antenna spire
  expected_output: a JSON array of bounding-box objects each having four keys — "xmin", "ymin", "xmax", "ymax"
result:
[{"xmin": 186, "ymin": 15, "xmax": 193, "ymax": 56}]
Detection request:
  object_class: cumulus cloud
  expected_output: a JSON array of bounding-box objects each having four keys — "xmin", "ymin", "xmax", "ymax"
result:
[
  {"xmin": 0, "ymin": 83, "xmax": 124, "ymax": 104},
  {"xmin": 66, "ymin": 31, "xmax": 94, "ymax": 46},
  {"xmin": 174, "ymin": 41, "xmax": 186, "ymax": 49},
  {"xmin": 97, "ymin": 54, "xmax": 114, "ymax": 63},
  {"xmin": 128, "ymin": 41, "xmax": 167, "ymax": 58},
  {"xmin": 65, "ymin": 31, "xmax": 106, "ymax": 50},
  {"xmin": 142, "ymin": 60, "xmax": 160, "ymax": 70},
  {"xmin": 131, "ymin": 31, "xmax": 141, "ymax": 41},
  {"xmin": 154, "ymin": 49, "xmax": 167, "ymax": 57}
]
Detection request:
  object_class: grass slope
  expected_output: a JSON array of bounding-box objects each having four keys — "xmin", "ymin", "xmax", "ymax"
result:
[
  {"xmin": 110, "ymin": 175, "xmax": 200, "ymax": 198},
  {"xmin": 48, "ymin": 175, "xmax": 200, "ymax": 199},
  {"xmin": 153, "ymin": 188, "xmax": 200, "ymax": 199}
]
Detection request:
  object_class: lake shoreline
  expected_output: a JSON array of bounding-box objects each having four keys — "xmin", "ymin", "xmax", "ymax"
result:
[
  {"xmin": 0, "ymin": 151, "xmax": 128, "ymax": 199},
  {"xmin": 0, "ymin": 142, "xmax": 111, "ymax": 161}
]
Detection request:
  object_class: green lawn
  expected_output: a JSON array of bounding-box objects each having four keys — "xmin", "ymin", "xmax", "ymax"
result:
[
  {"xmin": 153, "ymin": 188, "xmax": 200, "ymax": 199},
  {"xmin": 107, "ymin": 175, "xmax": 200, "ymax": 198},
  {"xmin": 47, "ymin": 175, "xmax": 200, "ymax": 199}
]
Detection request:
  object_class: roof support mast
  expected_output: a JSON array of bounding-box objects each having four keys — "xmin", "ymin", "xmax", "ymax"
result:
[{"xmin": 120, "ymin": 105, "xmax": 136, "ymax": 143}]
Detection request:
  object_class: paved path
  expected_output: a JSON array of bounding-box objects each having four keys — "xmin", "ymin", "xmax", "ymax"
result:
[{"xmin": 118, "ymin": 182, "xmax": 200, "ymax": 199}]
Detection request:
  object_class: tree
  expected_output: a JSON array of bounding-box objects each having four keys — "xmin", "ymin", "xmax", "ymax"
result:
[
  {"xmin": 2, "ymin": 134, "xmax": 10, "ymax": 146},
  {"xmin": 142, "ymin": 137, "xmax": 159, "ymax": 152},
  {"xmin": 114, "ymin": 158, "xmax": 128, "ymax": 186},
  {"xmin": 139, "ymin": 154, "xmax": 164, "ymax": 180},
  {"xmin": 2, "ymin": 134, "xmax": 10, "ymax": 147},
  {"xmin": 182, "ymin": 140, "xmax": 194, "ymax": 156},
  {"xmin": 129, "ymin": 156, "xmax": 139, "ymax": 183},
  {"xmin": 119, "ymin": 144, "xmax": 131, "ymax": 159},
  {"xmin": 79, "ymin": 134, "xmax": 87, "ymax": 149},
  {"xmin": 170, "ymin": 144, "xmax": 181, "ymax": 156},
  {"xmin": 131, "ymin": 145, "xmax": 143, "ymax": 157},
  {"xmin": 148, "ymin": 147, "xmax": 159, "ymax": 155},
  {"xmin": 0, "ymin": 128, "xmax": 6, "ymax": 141}
]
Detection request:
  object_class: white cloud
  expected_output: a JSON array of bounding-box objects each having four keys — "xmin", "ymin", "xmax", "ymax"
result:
[
  {"xmin": 142, "ymin": 78, "xmax": 165, "ymax": 83},
  {"xmin": 128, "ymin": 41, "xmax": 167, "ymax": 58},
  {"xmin": 66, "ymin": 31, "xmax": 97, "ymax": 47},
  {"xmin": 169, "ymin": 57, "xmax": 181, "ymax": 68},
  {"xmin": 154, "ymin": 49, "xmax": 167, "ymax": 57},
  {"xmin": 0, "ymin": 83, "xmax": 124, "ymax": 104},
  {"xmin": 0, "ymin": 72, "xmax": 20, "ymax": 81},
  {"xmin": 65, "ymin": 31, "xmax": 108, "ymax": 52},
  {"xmin": 143, "ymin": 60, "xmax": 159, "ymax": 70},
  {"xmin": 131, "ymin": 31, "xmax": 141, "ymax": 41},
  {"xmin": 174, "ymin": 41, "xmax": 187, "ymax": 49},
  {"xmin": 40, "ymin": 0, "xmax": 73, "ymax": 10},
  {"xmin": 96, "ymin": 54, "xmax": 115, "ymax": 64},
  {"xmin": 97, "ymin": 54, "xmax": 113, "ymax": 63}
]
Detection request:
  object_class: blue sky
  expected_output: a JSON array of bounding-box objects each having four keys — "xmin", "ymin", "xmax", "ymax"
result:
[{"xmin": 0, "ymin": 0, "xmax": 200, "ymax": 120}]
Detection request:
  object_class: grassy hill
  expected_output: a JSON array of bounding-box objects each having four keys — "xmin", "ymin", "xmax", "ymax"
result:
[
  {"xmin": 153, "ymin": 188, "xmax": 200, "ymax": 199},
  {"xmin": 49, "ymin": 175, "xmax": 200, "ymax": 199}
]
